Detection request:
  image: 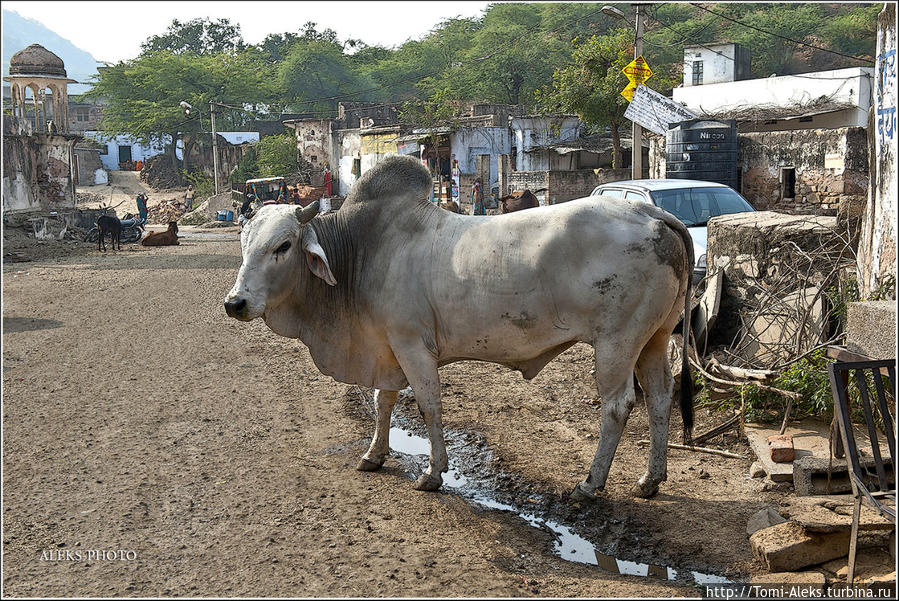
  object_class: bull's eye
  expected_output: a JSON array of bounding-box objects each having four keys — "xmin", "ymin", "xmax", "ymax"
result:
[{"xmin": 274, "ymin": 241, "xmax": 291, "ymax": 255}]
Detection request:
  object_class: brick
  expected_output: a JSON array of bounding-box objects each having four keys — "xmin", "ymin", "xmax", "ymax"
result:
[{"xmin": 768, "ymin": 434, "xmax": 795, "ymax": 463}]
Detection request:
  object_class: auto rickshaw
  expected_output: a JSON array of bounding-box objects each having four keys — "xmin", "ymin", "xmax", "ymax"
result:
[{"xmin": 245, "ymin": 176, "xmax": 290, "ymax": 208}]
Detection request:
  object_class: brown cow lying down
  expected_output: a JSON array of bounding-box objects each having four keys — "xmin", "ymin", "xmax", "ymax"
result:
[
  {"xmin": 499, "ymin": 189, "xmax": 539, "ymax": 213},
  {"xmin": 141, "ymin": 221, "xmax": 179, "ymax": 246}
]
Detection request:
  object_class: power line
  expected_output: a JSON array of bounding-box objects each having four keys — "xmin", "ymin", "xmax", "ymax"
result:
[{"xmin": 689, "ymin": 3, "xmax": 874, "ymax": 66}]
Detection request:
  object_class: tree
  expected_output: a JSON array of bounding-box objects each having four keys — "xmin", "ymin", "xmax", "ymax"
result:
[
  {"xmin": 278, "ymin": 38, "xmax": 366, "ymax": 113},
  {"xmin": 255, "ymin": 133, "xmax": 299, "ymax": 176},
  {"xmin": 85, "ymin": 50, "xmax": 268, "ymax": 180},
  {"xmin": 537, "ymin": 30, "xmax": 633, "ymax": 167},
  {"xmin": 141, "ymin": 18, "xmax": 245, "ymax": 56}
]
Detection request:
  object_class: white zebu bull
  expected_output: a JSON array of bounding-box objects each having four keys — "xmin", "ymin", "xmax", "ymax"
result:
[{"xmin": 225, "ymin": 155, "xmax": 694, "ymax": 500}]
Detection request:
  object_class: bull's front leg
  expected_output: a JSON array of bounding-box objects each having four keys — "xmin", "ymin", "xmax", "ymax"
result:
[
  {"xmin": 357, "ymin": 389, "xmax": 398, "ymax": 471},
  {"xmin": 389, "ymin": 337, "xmax": 447, "ymax": 491}
]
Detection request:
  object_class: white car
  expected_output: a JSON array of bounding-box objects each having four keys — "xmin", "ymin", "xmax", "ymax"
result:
[{"xmin": 590, "ymin": 179, "xmax": 756, "ymax": 283}]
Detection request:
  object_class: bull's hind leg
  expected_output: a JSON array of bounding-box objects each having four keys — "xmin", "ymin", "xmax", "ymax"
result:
[
  {"xmin": 572, "ymin": 346, "xmax": 638, "ymax": 501},
  {"xmin": 633, "ymin": 329, "xmax": 675, "ymax": 498},
  {"xmin": 357, "ymin": 389, "xmax": 398, "ymax": 471}
]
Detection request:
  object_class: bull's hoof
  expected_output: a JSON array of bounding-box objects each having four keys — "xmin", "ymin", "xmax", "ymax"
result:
[
  {"xmin": 631, "ymin": 480, "xmax": 659, "ymax": 498},
  {"xmin": 413, "ymin": 473, "xmax": 442, "ymax": 491},
  {"xmin": 569, "ymin": 481, "xmax": 601, "ymax": 503},
  {"xmin": 356, "ymin": 456, "xmax": 385, "ymax": 472}
]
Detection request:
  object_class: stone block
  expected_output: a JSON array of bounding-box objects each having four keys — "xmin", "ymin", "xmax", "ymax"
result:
[
  {"xmin": 768, "ymin": 434, "xmax": 796, "ymax": 463},
  {"xmin": 750, "ymin": 521, "xmax": 851, "ymax": 572},
  {"xmin": 846, "ymin": 301, "xmax": 896, "ymax": 360},
  {"xmin": 793, "ymin": 455, "xmax": 894, "ymax": 496},
  {"xmin": 778, "ymin": 495, "xmax": 895, "ymax": 533},
  {"xmin": 747, "ymin": 507, "xmax": 788, "ymax": 536},
  {"xmin": 750, "ymin": 462, "xmax": 767, "ymax": 479}
]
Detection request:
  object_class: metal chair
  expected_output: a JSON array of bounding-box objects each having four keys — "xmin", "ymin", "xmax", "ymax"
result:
[{"xmin": 828, "ymin": 358, "xmax": 896, "ymax": 584}]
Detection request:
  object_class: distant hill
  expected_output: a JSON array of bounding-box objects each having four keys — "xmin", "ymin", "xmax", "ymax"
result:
[{"xmin": 2, "ymin": 9, "xmax": 102, "ymax": 95}]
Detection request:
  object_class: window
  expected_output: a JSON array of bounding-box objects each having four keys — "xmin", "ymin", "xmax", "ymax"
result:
[
  {"xmin": 650, "ymin": 187, "xmax": 754, "ymax": 226},
  {"xmin": 625, "ymin": 191, "xmax": 647, "ymax": 202},
  {"xmin": 692, "ymin": 61, "xmax": 703, "ymax": 85},
  {"xmin": 798, "ymin": 116, "xmax": 813, "ymax": 123},
  {"xmin": 781, "ymin": 167, "xmax": 796, "ymax": 199},
  {"xmin": 596, "ymin": 188, "xmax": 624, "ymax": 198},
  {"xmin": 75, "ymin": 108, "xmax": 90, "ymax": 122}
]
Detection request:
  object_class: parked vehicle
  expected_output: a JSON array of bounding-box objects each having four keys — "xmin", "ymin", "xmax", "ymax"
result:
[
  {"xmin": 245, "ymin": 176, "xmax": 289, "ymax": 207},
  {"xmin": 590, "ymin": 179, "xmax": 755, "ymax": 283},
  {"xmin": 83, "ymin": 213, "xmax": 145, "ymax": 245}
]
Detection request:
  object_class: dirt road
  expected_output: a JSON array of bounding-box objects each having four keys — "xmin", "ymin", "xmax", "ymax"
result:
[
  {"xmin": 2, "ymin": 231, "xmax": 781, "ymax": 597},
  {"xmin": 76, "ymin": 171, "xmax": 188, "ymax": 216}
]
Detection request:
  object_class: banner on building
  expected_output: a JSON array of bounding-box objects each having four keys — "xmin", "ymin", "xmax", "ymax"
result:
[{"xmin": 624, "ymin": 84, "xmax": 699, "ymax": 135}]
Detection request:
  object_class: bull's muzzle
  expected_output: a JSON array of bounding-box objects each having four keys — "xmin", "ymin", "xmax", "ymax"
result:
[{"xmin": 224, "ymin": 297, "xmax": 248, "ymax": 319}]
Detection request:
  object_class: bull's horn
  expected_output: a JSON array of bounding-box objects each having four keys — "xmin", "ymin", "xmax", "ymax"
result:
[{"xmin": 295, "ymin": 201, "xmax": 320, "ymax": 224}]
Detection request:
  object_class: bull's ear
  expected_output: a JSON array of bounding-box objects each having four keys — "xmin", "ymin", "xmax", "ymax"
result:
[
  {"xmin": 295, "ymin": 201, "xmax": 320, "ymax": 224},
  {"xmin": 301, "ymin": 228, "xmax": 336, "ymax": 286}
]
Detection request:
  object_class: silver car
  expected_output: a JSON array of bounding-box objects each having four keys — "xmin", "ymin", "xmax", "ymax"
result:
[{"xmin": 590, "ymin": 179, "xmax": 755, "ymax": 283}]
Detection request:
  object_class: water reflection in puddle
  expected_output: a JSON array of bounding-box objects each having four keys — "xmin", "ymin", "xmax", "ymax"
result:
[{"xmin": 389, "ymin": 424, "xmax": 733, "ymax": 586}]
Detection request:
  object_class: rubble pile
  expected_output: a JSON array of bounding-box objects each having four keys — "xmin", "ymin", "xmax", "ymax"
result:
[
  {"xmin": 76, "ymin": 191, "xmax": 106, "ymax": 205},
  {"xmin": 146, "ymin": 199, "xmax": 187, "ymax": 224},
  {"xmin": 294, "ymin": 184, "xmax": 326, "ymax": 206},
  {"xmin": 140, "ymin": 155, "xmax": 181, "ymax": 189}
]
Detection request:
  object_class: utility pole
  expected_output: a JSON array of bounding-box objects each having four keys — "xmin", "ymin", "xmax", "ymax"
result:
[
  {"xmin": 210, "ymin": 100, "xmax": 220, "ymax": 195},
  {"xmin": 632, "ymin": 3, "xmax": 646, "ymax": 180}
]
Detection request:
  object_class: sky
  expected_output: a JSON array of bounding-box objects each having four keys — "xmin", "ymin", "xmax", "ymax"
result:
[{"xmin": 3, "ymin": 1, "xmax": 492, "ymax": 63}]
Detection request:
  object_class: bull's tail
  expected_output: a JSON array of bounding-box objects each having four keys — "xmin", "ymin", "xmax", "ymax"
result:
[
  {"xmin": 674, "ymin": 221, "xmax": 694, "ymax": 446},
  {"xmin": 650, "ymin": 208, "xmax": 694, "ymax": 446}
]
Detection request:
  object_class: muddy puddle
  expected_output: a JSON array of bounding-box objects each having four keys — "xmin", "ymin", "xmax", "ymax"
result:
[{"xmin": 387, "ymin": 417, "xmax": 738, "ymax": 588}]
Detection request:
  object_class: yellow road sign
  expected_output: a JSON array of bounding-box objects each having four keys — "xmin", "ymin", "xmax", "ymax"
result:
[
  {"xmin": 621, "ymin": 81, "xmax": 637, "ymax": 101},
  {"xmin": 622, "ymin": 55, "xmax": 653, "ymax": 85}
]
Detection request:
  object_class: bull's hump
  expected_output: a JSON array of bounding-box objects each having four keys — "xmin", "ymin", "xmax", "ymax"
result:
[{"xmin": 345, "ymin": 155, "xmax": 432, "ymax": 207}]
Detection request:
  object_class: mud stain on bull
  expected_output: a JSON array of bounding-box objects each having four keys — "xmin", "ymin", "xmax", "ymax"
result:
[
  {"xmin": 592, "ymin": 276, "xmax": 617, "ymax": 294},
  {"xmin": 651, "ymin": 222, "xmax": 684, "ymax": 272},
  {"xmin": 502, "ymin": 311, "xmax": 537, "ymax": 330}
]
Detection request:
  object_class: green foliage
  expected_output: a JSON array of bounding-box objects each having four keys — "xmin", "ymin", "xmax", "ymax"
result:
[
  {"xmin": 230, "ymin": 146, "xmax": 259, "ymax": 186},
  {"xmin": 536, "ymin": 29, "xmax": 633, "ymax": 166},
  {"xmin": 255, "ymin": 134, "xmax": 299, "ymax": 177},
  {"xmin": 86, "ymin": 50, "xmax": 270, "ymax": 143},
  {"xmin": 180, "ymin": 171, "xmax": 215, "ymax": 199},
  {"xmin": 141, "ymin": 18, "xmax": 245, "ymax": 56},
  {"xmin": 697, "ymin": 351, "xmax": 834, "ymax": 424},
  {"xmin": 278, "ymin": 38, "xmax": 366, "ymax": 113}
]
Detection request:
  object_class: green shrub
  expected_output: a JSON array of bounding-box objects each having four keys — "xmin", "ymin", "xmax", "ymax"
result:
[
  {"xmin": 180, "ymin": 171, "xmax": 215, "ymax": 199},
  {"xmin": 255, "ymin": 133, "xmax": 299, "ymax": 176}
]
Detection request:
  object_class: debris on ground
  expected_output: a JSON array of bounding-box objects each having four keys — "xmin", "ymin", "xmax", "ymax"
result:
[
  {"xmin": 746, "ymin": 507, "xmax": 788, "ymax": 536},
  {"xmin": 140, "ymin": 155, "xmax": 181, "ymax": 189},
  {"xmin": 146, "ymin": 199, "xmax": 187, "ymax": 224},
  {"xmin": 76, "ymin": 191, "xmax": 107, "ymax": 205},
  {"xmin": 749, "ymin": 520, "xmax": 850, "ymax": 571}
]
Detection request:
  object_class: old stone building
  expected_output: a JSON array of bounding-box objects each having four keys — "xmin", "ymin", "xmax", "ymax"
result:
[{"xmin": 2, "ymin": 44, "xmax": 80, "ymax": 212}]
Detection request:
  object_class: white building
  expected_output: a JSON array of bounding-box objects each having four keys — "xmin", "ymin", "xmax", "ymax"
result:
[
  {"xmin": 509, "ymin": 115, "xmax": 582, "ymax": 171},
  {"xmin": 673, "ymin": 66, "xmax": 874, "ymax": 132},
  {"xmin": 83, "ymin": 131, "xmax": 259, "ymax": 171},
  {"xmin": 683, "ymin": 42, "xmax": 752, "ymax": 87}
]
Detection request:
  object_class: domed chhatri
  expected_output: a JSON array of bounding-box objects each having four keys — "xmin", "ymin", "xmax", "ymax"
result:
[
  {"xmin": 4, "ymin": 44, "xmax": 77, "ymax": 134},
  {"xmin": 9, "ymin": 43, "xmax": 68, "ymax": 78}
]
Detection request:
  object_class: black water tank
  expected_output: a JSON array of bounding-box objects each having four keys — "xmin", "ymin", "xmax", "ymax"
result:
[{"xmin": 665, "ymin": 119, "xmax": 738, "ymax": 189}]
